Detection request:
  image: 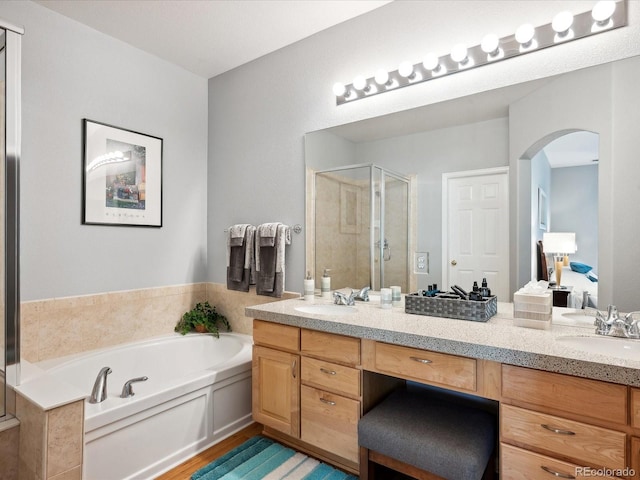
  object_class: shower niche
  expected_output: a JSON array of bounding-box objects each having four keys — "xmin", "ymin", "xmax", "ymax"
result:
[{"xmin": 309, "ymin": 164, "xmax": 413, "ymax": 293}]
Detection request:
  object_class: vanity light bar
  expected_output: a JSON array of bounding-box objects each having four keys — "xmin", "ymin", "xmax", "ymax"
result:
[{"xmin": 334, "ymin": 1, "xmax": 627, "ymax": 105}]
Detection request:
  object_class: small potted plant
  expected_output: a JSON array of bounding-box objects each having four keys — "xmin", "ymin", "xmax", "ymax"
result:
[{"xmin": 174, "ymin": 301, "xmax": 231, "ymax": 337}]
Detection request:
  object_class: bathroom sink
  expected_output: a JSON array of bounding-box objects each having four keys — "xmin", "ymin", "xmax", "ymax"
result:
[
  {"xmin": 555, "ymin": 335, "xmax": 640, "ymax": 361},
  {"xmin": 558, "ymin": 311, "xmax": 596, "ymax": 326},
  {"xmin": 294, "ymin": 305, "xmax": 357, "ymax": 316}
]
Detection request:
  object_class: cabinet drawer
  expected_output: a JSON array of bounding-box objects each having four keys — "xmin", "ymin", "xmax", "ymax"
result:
[
  {"xmin": 301, "ymin": 356, "xmax": 360, "ymax": 398},
  {"xmin": 253, "ymin": 320, "xmax": 300, "ymax": 351},
  {"xmin": 300, "ymin": 385, "xmax": 359, "ymax": 464},
  {"xmin": 502, "ymin": 365, "xmax": 627, "ymax": 425},
  {"xmin": 301, "ymin": 329, "xmax": 360, "ymax": 365},
  {"xmin": 501, "ymin": 404, "xmax": 626, "ymax": 470},
  {"xmin": 632, "ymin": 388, "xmax": 640, "ymax": 429},
  {"xmin": 373, "ymin": 342, "xmax": 476, "ymax": 391},
  {"xmin": 501, "ymin": 443, "xmax": 621, "ymax": 480}
]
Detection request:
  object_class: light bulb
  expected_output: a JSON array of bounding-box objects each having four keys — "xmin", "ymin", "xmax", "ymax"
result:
[
  {"xmin": 552, "ymin": 11, "xmax": 574, "ymax": 34},
  {"xmin": 353, "ymin": 75, "xmax": 367, "ymax": 91},
  {"xmin": 332, "ymin": 82, "xmax": 346, "ymax": 97},
  {"xmin": 481, "ymin": 34, "xmax": 500, "ymax": 55},
  {"xmin": 422, "ymin": 53, "xmax": 439, "ymax": 71},
  {"xmin": 450, "ymin": 44, "xmax": 468, "ymax": 64},
  {"xmin": 592, "ymin": 1, "xmax": 616, "ymax": 24},
  {"xmin": 515, "ymin": 24, "xmax": 535, "ymax": 45},
  {"xmin": 398, "ymin": 61, "xmax": 414, "ymax": 78},
  {"xmin": 374, "ymin": 69, "xmax": 390, "ymax": 85}
]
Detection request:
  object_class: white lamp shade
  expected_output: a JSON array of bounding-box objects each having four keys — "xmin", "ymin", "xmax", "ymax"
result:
[{"xmin": 543, "ymin": 232, "xmax": 576, "ymax": 254}]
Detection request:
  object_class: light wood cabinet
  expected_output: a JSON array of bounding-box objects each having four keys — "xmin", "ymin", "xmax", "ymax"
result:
[
  {"xmin": 252, "ymin": 345, "xmax": 300, "ymax": 437},
  {"xmin": 501, "ymin": 365, "xmax": 629, "ymax": 477},
  {"xmin": 501, "ymin": 404, "xmax": 626, "ymax": 470},
  {"xmin": 369, "ymin": 341, "xmax": 477, "ymax": 392},
  {"xmin": 252, "ymin": 320, "xmax": 362, "ymax": 472},
  {"xmin": 632, "ymin": 437, "xmax": 640, "ymax": 478},
  {"xmin": 632, "ymin": 388, "xmax": 640, "ymax": 429},
  {"xmin": 501, "ymin": 444, "xmax": 621, "ymax": 480}
]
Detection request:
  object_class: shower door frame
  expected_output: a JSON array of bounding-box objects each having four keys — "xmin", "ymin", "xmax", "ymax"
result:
[
  {"xmin": 311, "ymin": 163, "xmax": 412, "ymax": 292},
  {"xmin": 1, "ymin": 18, "xmax": 24, "ymax": 420}
]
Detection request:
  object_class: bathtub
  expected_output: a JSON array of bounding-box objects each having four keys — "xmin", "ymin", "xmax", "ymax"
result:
[{"xmin": 39, "ymin": 332, "xmax": 253, "ymax": 480}]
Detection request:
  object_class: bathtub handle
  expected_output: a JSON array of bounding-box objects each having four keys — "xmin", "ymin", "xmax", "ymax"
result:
[
  {"xmin": 121, "ymin": 376, "xmax": 149, "ymax": 398},
  {"xmin": 291, "ymin": 360, "xmax": 297, "ymax": 379}
]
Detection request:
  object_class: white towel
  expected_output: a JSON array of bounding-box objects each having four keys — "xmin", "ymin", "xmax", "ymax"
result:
[
  {"xmin": 229, "ymin": 224, "xmax": 250, "ymax": 247},
  {"xmin": 257, "ymin": 222, "xmax": 280, "ymax": 247}
]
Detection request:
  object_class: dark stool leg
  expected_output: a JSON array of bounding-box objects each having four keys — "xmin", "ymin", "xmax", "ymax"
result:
[{"xmin": 360, "ymin": 446, "xmax": 375, "ymax": 480}]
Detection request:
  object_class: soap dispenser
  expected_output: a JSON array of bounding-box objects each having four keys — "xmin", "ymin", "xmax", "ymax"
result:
[
  {"xmin": 304, "ymin": 271, "xmax": 315, "ymax": 302},
  {"xmin": 321, "ymin": 268, "xmax": 331, "ymax": 298}
]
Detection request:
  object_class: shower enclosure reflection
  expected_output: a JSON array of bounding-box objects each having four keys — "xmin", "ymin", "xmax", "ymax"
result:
[{"xmin": 312, "ymin": 164, "xmax": 411, "ymax": 292}]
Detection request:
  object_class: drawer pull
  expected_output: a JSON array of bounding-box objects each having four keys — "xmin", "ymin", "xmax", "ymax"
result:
[
  {"xmin": 540, "ymin": 466, "xmax": 576, "ymax": 479},
  {"xmin": 409, "ymin": 356, "xmax": 433, "ymax": 364},
  {"xmin": 320, "ymin": 367, "xmax": 337, "ymax": 375},
  {"xmin": 319, "ymin": 397, "xmax": 336, "ymax": 406},
  {"xmin": 292, "ymin": 360, "xmax": 297, "ymax": 379},
  {"xmin": 540, "ymin": 424, "xmax": 576, "ymax": 436}
]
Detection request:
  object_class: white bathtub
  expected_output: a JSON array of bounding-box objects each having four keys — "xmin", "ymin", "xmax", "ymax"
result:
[{"xmin": 40, "ymin": 333, "xmax": 253, "ymax": 480}]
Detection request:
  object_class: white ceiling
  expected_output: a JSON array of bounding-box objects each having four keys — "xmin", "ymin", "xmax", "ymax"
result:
[{"xmin": 35, "ymin": 0, "xmax": 391, "ymax": 79}]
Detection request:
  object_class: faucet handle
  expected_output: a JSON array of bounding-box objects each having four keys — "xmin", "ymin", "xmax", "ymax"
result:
[
  {"xmin": 121, "ymin": 376, "xmax": 148, "ymax": 398},
  {"xmin": 625, "ymin": 312, "xmax": 640, "ymax": 338}
]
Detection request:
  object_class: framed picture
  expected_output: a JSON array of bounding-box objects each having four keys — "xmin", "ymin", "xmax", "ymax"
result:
[
  {"xmin": 538, "ymin": 187, "xmax": 548, "ymax": 231},
  {"xmin": 82, "ymin": 119, "xmax": 163, "ymax": 227}
]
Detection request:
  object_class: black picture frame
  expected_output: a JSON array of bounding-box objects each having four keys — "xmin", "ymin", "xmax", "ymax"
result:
[{"xmin": 82, "ymin": 119, "xmax": 163, "ymax": 227}]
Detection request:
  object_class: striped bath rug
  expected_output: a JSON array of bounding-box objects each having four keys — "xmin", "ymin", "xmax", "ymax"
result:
[{"xmin": 191, "ymin": 435, "xmax": 357, "ymax": 480}]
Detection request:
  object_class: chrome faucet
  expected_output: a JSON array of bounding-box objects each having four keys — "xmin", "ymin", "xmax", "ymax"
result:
[
  {"xmin": 121, "ymin": 376, "xmax": 148, "ymax": 398},
  {"xmin": 594, "ymin": 305, "xmax": 640, "ymax": 339},
  {"xmin": 89, "ymin": 366, "xmax": 112, "ymax": 404},
  {"xmin": 353, "ymin": 286, "xmax": 371, "ymax": 302},
  {"xmin": 333, "ymin": 290, "xmax": 356, "ymax": 306}
]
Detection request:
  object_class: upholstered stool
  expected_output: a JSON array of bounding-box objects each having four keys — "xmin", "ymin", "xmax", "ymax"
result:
[{"xmin": 358, "ymin": 388, "xmax": 496, "ymax": 480}]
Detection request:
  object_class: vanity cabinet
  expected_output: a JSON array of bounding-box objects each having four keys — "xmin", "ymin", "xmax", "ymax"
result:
[
  {"xmin": 500, "ymin": 365, "xmax": 629, "ymax": 478},
  {"xmin": 252, "ymin": 320, "xmax": 362, "ymax": 472}
]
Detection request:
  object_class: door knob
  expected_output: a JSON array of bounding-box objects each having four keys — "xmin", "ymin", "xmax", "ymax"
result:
[{"xmin": 451, "ymin": 260, "xmax": 457, "ymax": 266}]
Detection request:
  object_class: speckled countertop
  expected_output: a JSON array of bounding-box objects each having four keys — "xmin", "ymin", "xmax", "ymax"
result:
[{"xmin": 246, "ymin": 295, "xmax": 640, "ymax": 387}]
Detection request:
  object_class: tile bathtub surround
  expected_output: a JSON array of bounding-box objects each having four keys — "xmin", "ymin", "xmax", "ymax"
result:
[
  {"xmin": 207, "ymin": 282, "xmax": 300, "ymax": 335},
  {"xmin": 16, "ymin": 394, "xmax": 83, "ymax": 480},
  {"xmin": 21, "ymin": 284, "xmax": 207, "ymax": 362},
  {"xmin": 20, "ymin": 282, "xmax": 298, "ymax": 362},
  {"xmin": 0, "ymin": 422, "xmax": 19, "ymax": 480}
]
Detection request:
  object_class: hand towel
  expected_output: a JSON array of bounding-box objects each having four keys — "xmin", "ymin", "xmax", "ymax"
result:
[
  {"xmin": 226, "ymin": 225, "xmax": 256, "ymax": 292},
  {"xmin": 257, "ymin": 222, "xmax": 280, "ymax": 247},
  {"xmin": 229, "ymin": 224, "xmax": 250, "ymax": 247},
  {"xmin": 256, "ymin": 223, "xmax": 291, "ymax": 297}
]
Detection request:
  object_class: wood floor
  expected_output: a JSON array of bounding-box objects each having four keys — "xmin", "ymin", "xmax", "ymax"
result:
[{"xmin": 155, "ymin": 422, "xmax": 263, "ymax": 480}]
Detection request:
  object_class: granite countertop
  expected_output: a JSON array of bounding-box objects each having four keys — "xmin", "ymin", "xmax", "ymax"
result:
[{"xmin": 246, "ymin": 294, "xmax": 640, "ymax": 387}]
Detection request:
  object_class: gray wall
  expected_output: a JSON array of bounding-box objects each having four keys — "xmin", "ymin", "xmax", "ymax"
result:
[
  {"xmin": 1, "ymin": 1, "xmax": 209, "ymax": 300},
  {"xmin": 531, "ymin": 150, "xmax": 551, "ymax": 279},
  {"xmin": 208, "ymin": 0, "xmax": 640, "ymax": 299},
  {"xmin": 551, "ymin": 164, "xmax": 598, "ymax": 271}
]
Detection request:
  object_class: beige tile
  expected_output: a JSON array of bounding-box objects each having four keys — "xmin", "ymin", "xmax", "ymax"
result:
[
  {"xmin": 46, "ymin": 402, "xmax": 83, "ymax": 478},
  {"xmin": 37, "ymin": 309, "xmax": 84, "ymax": 362},
  {"xmin": 0, "ymin": 425, "xmax": 19, "ymax": 480},
  {"xmin": 48, "ymin": 466, "xmax": 82, "ymax": 480},
  {"xmin": 16, "ymin": 394, "xmax": 46, "ymax": 480}
]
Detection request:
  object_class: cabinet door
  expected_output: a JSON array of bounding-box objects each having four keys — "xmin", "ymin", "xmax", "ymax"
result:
[{"xmin": 252, "ymin": 345, "xmax": 300, "ymax": 437}]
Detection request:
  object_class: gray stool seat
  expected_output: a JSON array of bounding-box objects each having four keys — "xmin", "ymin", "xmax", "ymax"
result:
[{"xmin": 358, "ymin": 388, "xmax": 496, "ymax": 480}]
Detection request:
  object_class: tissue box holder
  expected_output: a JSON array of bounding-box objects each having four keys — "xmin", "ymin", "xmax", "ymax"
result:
[
  {"xmin": 405, "ymin": 294, "xmax": 497, "ymax": 322},
  {"xmin": 513, "ymin": 291, "xmax": 552, "ymax": 329}
]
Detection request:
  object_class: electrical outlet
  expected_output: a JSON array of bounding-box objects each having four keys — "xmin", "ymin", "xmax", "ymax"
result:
[{"xmin": 414, "ymin": 252, "xmax": 429, "ymax": 274}]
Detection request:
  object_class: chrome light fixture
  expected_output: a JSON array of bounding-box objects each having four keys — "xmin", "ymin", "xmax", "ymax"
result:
[{"xmin": 334, "ymin": 0, "xmax": 627, "ymax": 105}]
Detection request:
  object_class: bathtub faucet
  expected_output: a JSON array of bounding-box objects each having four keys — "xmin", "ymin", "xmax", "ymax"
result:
[
  {"xmin": 121, "ymin": 376, "xmax": 149, "ymax": 398},
  {"xmin": 89, "ymin": 366, "xmax": 112, "ymax": 404}
]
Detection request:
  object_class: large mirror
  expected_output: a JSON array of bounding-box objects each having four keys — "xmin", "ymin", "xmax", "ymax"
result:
[{"xmin": 306, "ymin": 54, "xmax": 640, "ymax": 311}]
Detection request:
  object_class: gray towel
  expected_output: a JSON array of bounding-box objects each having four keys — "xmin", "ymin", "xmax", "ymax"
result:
[
  {"xmin": 256, "ymin": 224, "xmax": 291, "ymax": 297},
  {"xmin": 226, "ymin": 225, "xmax": 256, "ymax": 292}
]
